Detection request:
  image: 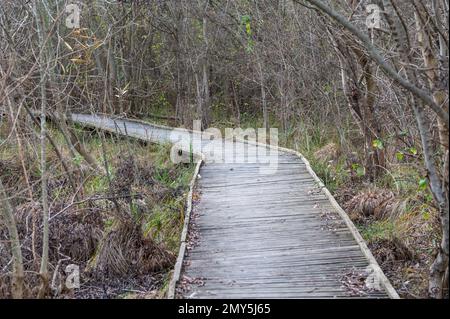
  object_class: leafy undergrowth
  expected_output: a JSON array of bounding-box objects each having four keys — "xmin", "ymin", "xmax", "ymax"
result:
[{"xmin": 0, "ymin": 126, "xmax": 194, "ymax": 299}]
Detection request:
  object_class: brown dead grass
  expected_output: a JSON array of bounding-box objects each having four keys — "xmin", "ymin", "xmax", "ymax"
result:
[
  {"xmin": 0, "ymin": 199, "xmax": 103, "ymax": 298},
  {"xmin": 88, "ymin": 219, "xmax": 175, "ymax": 278},
  {"xmin": 313, "ymin": 142, "xmax": 340, "ymax": 162},
  {"xmin": 344, "ymin": 189, "xmax": 407, "ymax": 222},
  {"xmin": 0, "ymin": 138, "xmax": 190, "ymax": 298},
  {"xmin": 340, "ymin": 188, "xmax": 440, "ymax": 298}
]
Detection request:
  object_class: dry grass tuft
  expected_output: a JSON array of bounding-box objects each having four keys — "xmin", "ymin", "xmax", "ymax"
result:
[
  {"xmin": 343, "ymin": 188, "xmax": 440, "ymax": 298},
  {"xmin": 0, "ymin": 159, "xmax": 27, "ymax": 197},
  {"xmin": 14, "ymin": 201, "xmax": 103, "ymax": 263},
  {"xmin": 0, "ymin": 199, "xmax": 103, "ymax": 298},
  {"xmin": 370, "ymin": 237, "xmax": 416, "ymax": 263},
  {"xmin": 88, "ymin": 219, "xmax": 175, "ymax": 278},
  {"xmin": 313, "ymin": 142, "xmax": 340, "ymax": 162},
  {"xmin": 344, "ymin": 189, "xmax": 406, "ymax": 221}
]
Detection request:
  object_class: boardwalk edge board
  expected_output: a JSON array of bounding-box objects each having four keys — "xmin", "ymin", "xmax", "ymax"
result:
[
  {"xmin": 70, "ymin": 114, "xmax": 400, "ymax": 299},
  {"xmin": 167, "ymin": 158, "xmax": 203, "ymax": 299}
]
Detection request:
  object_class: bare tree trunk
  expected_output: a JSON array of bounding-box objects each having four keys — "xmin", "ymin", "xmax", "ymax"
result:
[
  {"xmin": 257, "ymin": 60, "xmax": 268, "ymax": 131},
  {"xmin": 6, "ymin": 97, "xmax": 33, "ymax": 200},
  {"xmin": 326, "ymin": 26, "xmax": 384, "ymax": 180},
  {"xmin": 32, "ymin": 0, "xmax": 50, "ymax": 298},
  {"xmin": 194, "ymin": 13, "xmax": 211, "ymax": 129},
  {"xmin": 415, "ymin": 3, "xmax": 449, "ymax": 152},
  {"xmin": 414, "ymin": 5, "xmax": 449, "ymax": 296},
  {"xmin": 201, "ymin": 15, "xmax": 211, "ymax": 128},
  {"xmin": 353, "ymin": 48, "xmax": 386, "ymax": 179},
  {"xmin": 230, "ymin": 80, "xmax": 241, "ymax": 124},
  {"xmin": 412, "ymin": 98, "xmax": 449, "ymax": 298},
  {"xmin": 0, "ymin": 179, "xmax": 25, "ymax": 299}
]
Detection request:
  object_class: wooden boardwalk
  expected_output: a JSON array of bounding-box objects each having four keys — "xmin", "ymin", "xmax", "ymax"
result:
[{"xmin": 72, "ymin": 114, "xmax": 398, "ymax": 299}]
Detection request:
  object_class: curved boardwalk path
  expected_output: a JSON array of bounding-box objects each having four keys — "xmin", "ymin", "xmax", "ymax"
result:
[{"xmin": 72, "ymin": 114, "xmax": 398, "ymax": 299}]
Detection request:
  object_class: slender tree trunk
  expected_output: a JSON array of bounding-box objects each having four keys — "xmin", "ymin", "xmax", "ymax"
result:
[
  {"xmin": 201, "ymin": 15, "xmax": 211, "ymax": 128},
  {"xmin": 32, "ymin": 0, "xmax": 50, "ymax": 298},
  {"xmin": 257, "ymin": 61, "xmax": 268, "ymax": 130},
  {"xmin": 0, "ymin": 179, "xmax": 25, "ymax": 299},
  {"xmin": 412, "ymin": 98, "xmax": 449, "ymax": 298},
  {"xmin": 6, "ymin": 98, "xmax": 33, "ymax": 200},
  {"xmin": 415, "ymin": 2, "xmax": 449, "ymax": 152},
  {"xmin": 60, "ymin": 113, "xmax": 105, "ymax": 174}
]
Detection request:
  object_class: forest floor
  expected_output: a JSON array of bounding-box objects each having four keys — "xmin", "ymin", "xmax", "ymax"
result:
[{"xmin": 0, "ymin": 123, "xmax": 194, "ymax": 299}]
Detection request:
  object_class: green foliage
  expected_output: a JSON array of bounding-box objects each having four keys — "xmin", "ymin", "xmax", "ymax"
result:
[
  {"xmin": 422, "ymin": 210, "xmax": 431, "ymax": 221},
  {"xmin": 104, "ymin": 218, "xmax": 115, "ymax": 231},
  {"xmin": 309, "ymin": 158, "xmax": 349, "ymax": 194},
  {"xmin": 394, "ymin": 146, "xmax": 418, "ymax": 163},
  {"xmin": 245, "ymin": 39, "xmax": 255, "ymax": 53},
  {"xmin": 408, "ymin": 147, "xmax": 418, "ymax": 155},
  {"xmin": 396, "ymin": 151, "xmax": 405, "ymax": 161},
  {"xmin": 85, "ymin": 175, "xmax": 109, "ymax": 194},
  {"xmin": 323, "ymin": 83, "xmax": 332, "ymax": 94},
  {"xmin": 351, "ymin": 163, "xmax": 365, "ymax": 177},
  {"xmin": 241, "ymin": 15, "xmax": 251, "ymax": 27},
  {"xmin": 372, "ymin": 139, "xmax": 384, "ymax": 150},
  {"xmin": 72, "ymin": 153, "xmax": 83, "ymax": 166},
  {"xmin": 418, "ymin": 178, "xmax": 428, "ymax": 191},
  {"xmin": 143, "ymin": 203, "xmax": 182, "ymax": 252},
  {"xmin": 240, "ymin": 14, "xmax": 254, "ymax": 53},
  {"xmin": 358, "ymin": 220, "xmax": 395, "ymax": 242}
]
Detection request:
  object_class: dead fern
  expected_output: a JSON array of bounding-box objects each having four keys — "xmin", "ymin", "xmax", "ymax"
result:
[
  {"xmin": 87, "ymin": 218, "xmax": 175, "ymax": 278},
  {"xmin": 344, "ymin": 190, "xmax": 406, "ymax": 221}
]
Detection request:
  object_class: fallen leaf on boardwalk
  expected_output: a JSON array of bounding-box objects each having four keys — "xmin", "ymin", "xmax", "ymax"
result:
[{"xmin": 340, "ymin": 268, "xmax": 378, "ymax": 297}]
